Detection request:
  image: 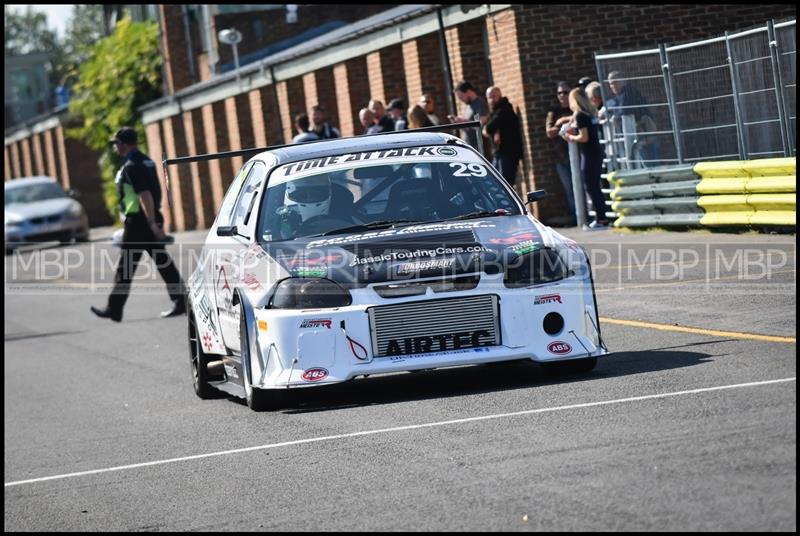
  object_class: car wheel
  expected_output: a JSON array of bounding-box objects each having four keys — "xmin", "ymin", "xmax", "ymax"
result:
[
  {"xmin": 189, "ymin": 312, "xmax": 221, "ymax": 399},
  {"xmin": 542, "ymin": 356, "xmax": 597, "ymax": 375},
  {"xmin": 239, "ymin": 302, "xmax": 279, "ymax": 411}
]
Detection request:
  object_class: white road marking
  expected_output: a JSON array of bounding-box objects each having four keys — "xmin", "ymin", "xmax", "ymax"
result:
[{"xmin": 5, "ymin": 377, "xmax": 795, "ymax": 488}]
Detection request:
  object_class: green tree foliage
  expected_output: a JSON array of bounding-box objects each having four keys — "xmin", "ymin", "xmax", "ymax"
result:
[
  {"xmin": 67, "ymin": 16, "xmax": 162, "ymax": 215},
  {"xmin": 4, "ymin": 6, "xmax": 64, "ymax": 90},
  {"xmin": 61, "ymin": 5, "xmax": 108, "ymax": 82}
]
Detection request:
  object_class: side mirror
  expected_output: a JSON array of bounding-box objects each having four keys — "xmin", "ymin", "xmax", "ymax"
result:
[
  {"xmin": 66, "ymin": 189, "xmax": 81, "ymax": 199},
  {"xmin": 526, "ymin": 189, "xmax": 547, "ymax": 204},
  {"xmin": 216, "ymin": 225, "xmax": 238, "ymax": 237}
]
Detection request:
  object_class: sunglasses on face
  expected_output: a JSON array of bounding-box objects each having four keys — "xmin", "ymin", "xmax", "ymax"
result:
[{"xmin": 557, "ymin": 91, "xmax": 569, "ymax": 96}]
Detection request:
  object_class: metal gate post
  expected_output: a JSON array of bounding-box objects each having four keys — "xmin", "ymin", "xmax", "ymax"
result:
[
  {"xmin": 725, "ymin": 31, "xmax": 748, "ymax": 160},
  {"xmin": 621, "ymin": 114, "xmax": 638, "ymax": 169},
  {"xmin": 767, "ymin": 20, "xmax": 792, "ymax": 156},
  {"xmin": 659, "ymin": 43, "xmax": 684, "ymax": 164}
]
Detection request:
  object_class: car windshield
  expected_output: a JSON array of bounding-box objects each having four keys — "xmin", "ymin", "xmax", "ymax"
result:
[
  {"xmin": 5, "ymin": 182, "xmax": 66, "ymax": 206},
  {"xmin": 257, "ymin": 146, "xmax": 522, "ymax": 242}
]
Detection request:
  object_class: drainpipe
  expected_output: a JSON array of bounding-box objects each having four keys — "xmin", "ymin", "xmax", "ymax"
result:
[
  {"xmin": 202, "ymin": 4, "xmax": 218, "ymax": 77},
  {"xmin": 181, "ymin": 5, "xmax": 197, "ymax": 85},
  {"xmin": 436, "ymin": 7, "xmax": 457, "ymax": 118}
]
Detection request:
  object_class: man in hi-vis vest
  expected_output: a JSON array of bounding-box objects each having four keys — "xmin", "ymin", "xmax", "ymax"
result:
[{"xmin": 91, "ymin": 127, "xmax": 185, "ymax": 322}]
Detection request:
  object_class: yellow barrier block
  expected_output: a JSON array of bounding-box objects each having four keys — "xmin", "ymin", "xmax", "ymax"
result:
[
  {"xmin": 696, "ymin": 178, "xmax": 748, "ymax": 194},
  {"xmin": 694, "ymin": 161, "xmax": 748, "ymax": 178},
  {"xmin": 748, "ymin": 211, "xmax": 797, "ymax": 226},
  {"xmin": 698, "ymin": 195, "xmax": 750, "ymax": 211},
  {"xmin": 700, "ymin": 212, "xmax": 753, "ymax": 226},
  {"xmin": 746, "ymin": 193, "xmax": 796, "ymax": 211},
  {"xmin": 745, "ymin": 176, "xmax": 796, "ymax": 193},
  {"xmin": 740, "ymin": 157, "xmax": 796, "ymax": 176}
]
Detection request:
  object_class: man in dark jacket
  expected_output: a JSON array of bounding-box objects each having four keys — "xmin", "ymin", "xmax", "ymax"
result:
[
  {"xmin": 484, "ymin": 86, "xmax": 523, "ymax": 186},
  {"xmin": 90, "ymin": 126, "xmax": 186, "ymax": 322}
]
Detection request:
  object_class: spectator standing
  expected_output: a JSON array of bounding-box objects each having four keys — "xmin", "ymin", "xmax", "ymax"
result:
[
  {"xmin": 310, "ymin": 104, "xmax": 340, "ymax": 139},
  {"xmin": 387, "ymin": 99, "xmax": 408, "ymax": 131},
  {"xmin": 577, "ymin": 76, "xmax": 592, "ymax": 94},
  {"xmin": 585, "ymin": 81, "xmax": 605, "ymax": 118},
  {"xmin": 90, "ymin": 127, "xmax": 186, "ymax": 322},
  {"xmin": 419, "ymin": 93, "xmax": 440, "ymax": 125},
  {"xmin": 449, "ymin": 80, "xmax": 490, "ymax": 157},
  {"xmin": 359, "ymin": 108, "xmax": 383, "ymax": 135},
  {"xmin": 562, "ymin": 88, "xmax": 609, "ymax": 229},
  {"xmin": 483, "ymin": 86, "xmax": 523, "ymax": 186},
  {"xmin": 605, "ymin": 71, "xmax": 659, "ymax": 167},
  {"xmin": 292, "ymin": 113, "xmax": 320, "ymax": 144},
  {"xmin": 407, "ymin": 104, "xmax": 434, "ymax": 129},
  {"xmin": 546, "ymin": 81, "xmax": 577, "ymax": 225},
  {"xmin": 368, "ymin": 100, "xmax": 395, "ymax": 132}
]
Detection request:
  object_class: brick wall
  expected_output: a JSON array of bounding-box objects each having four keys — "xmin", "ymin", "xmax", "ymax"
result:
[
  {"xmin": 366, "ymin": 52, "xmax": 384, "ymax": 104},
  {"xmin": 20, "ymin": 138, "xmax": 32, "ymax": 177},
  {"xmin": 276, "ymin": 77, "xmax": 307, "ymax": 144},
  {"xmin": 200, "ymin": 102, "xmax": 225, "ymax": 212},
  {"xmin": 182, "ymin": 108, "xmax": 214, "ymax": 229},
  {"xmin": 4, "ymin": 146, "xmax": 12, "ymax": 181},
  {"xmin": 160, "ymin": 5, "xmax": 195, "ymax": 94},
  {"xmin": 161, "ymin": 115, "xmax": 195, "ymax": 231},
  {"xmin": 447, "ymin": 18, "xmax": 491, "ymax": 96},
  {"xmin": 43, "ymin": 129, "xmax": 58, "ymax": 180},
  {"xmin": 145, "ymin": 121, "xmax": 172, "ymax": 229},
  {"xmin": 32, "ymin": 133, "xmax": 45, "ymax": 175},
  {"xmin": 312, "ymin": 68, "xmax": 340, "ymax": 131},
  {"xmin": 54, "ymin": 127, "xmax": 70, "ymax": 190},
  {"xmin": 333, "ymin": 57, "xmax": 370, "ymax": 137},
  {"xmin": 62, "ymin": 136, "xmax": 112, "ymax": 227},
  {"xmin": 403, "ymin": 32, "xmax": 454, "ymax": 118},
  {"xmin": 379, "ymin": 45, "xmax": 408, "ymax": 108},
  {"xmin": 485, "ymin": 9, "xmax": 534, "ymax": 213},
  {"xmin": 10, "ymin": 142, "xmax": 21, "ymax": 178}
]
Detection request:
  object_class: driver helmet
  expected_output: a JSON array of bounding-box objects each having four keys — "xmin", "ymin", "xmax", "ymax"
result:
[
  {"xmin": 283, "ymin": 175, "xmax": 332, "ymax": 221},
  {"xmin": 413, "ymin": 164, "xmax": 432, "ymax": 180}
]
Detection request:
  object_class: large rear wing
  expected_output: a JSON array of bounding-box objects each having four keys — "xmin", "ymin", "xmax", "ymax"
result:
[{"xmin": 160, "ymin": 121, "xmax": 481, "ymax": 210}]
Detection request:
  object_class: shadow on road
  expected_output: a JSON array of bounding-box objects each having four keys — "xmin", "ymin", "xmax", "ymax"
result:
[{"xmin": 232, "ymin": 346, "xmax": 719, "ymax": 414}]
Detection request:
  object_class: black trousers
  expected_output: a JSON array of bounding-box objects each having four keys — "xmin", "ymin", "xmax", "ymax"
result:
[
  {"xmin": 493, "ymin": 152, "xmax": 520, "ymax": 187},
  {"xmin": 107, "ymin": 217, "xmax": 185, "ymax": 315},
  {"xmin": 581, "ymin": 150, "xmax": 608, "ymax": 222}
]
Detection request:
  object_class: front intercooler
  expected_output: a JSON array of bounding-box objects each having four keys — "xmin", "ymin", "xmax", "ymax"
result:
[{"xmin": 368, "ymin": 294, "xmax": 501, "ymax": 357}]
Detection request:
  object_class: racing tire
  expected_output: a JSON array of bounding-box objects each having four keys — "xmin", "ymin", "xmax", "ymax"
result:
[
  {"xmin": 239, "ymin": 302, "xmax": 280, "ymax": 411},
  {"xmin": 189, "ymin": 312, "xmax": 221, "ymax": 399},
  {"xmin": 542, "ymin": 356, "xmax": 597, "ymax": 375}
]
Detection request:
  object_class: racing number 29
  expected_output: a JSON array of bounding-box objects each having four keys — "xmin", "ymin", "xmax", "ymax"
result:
[{"xmin": 449, "ymin": 163, "xmax": 487, "ymax": 177}]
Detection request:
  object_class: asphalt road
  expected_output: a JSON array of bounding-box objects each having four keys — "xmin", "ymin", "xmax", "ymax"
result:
[{"xmin": 4, "ymin": 226, "xmax": 796, "ymax": 531}]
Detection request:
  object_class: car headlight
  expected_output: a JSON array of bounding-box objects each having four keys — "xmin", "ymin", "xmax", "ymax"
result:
[
  {"xmin": 5, "ymin": 214, "xmax": 24, "ymax": 226},
  {"xmin": 504, "ymin": 247, "xmax": 569, "ymax": 288},
  {"xmin": 269, "ymin": 277, "xmax": 352, "ymax": 309},
  {"xmin": 65, "ymin": 204, "xmax": 84, "ymax": 218}
]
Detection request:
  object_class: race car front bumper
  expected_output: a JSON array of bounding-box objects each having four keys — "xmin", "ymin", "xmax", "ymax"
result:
[{"xmin": 247, "ymin": 273, "xmax": 606, "ymax": 389}]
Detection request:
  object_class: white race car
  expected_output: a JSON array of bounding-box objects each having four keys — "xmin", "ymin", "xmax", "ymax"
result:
[{"xmin": 182, "ymin": 132, "xmax": 607, "ymax": 410}]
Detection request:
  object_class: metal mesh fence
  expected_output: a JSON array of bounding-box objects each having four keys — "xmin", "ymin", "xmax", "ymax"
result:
[
  {"xmin": 594, "ymin": 18, "xmax": 796, "ymax": 169},
  {"xmin": 594, "ymin": 50, "xmax": 678, "ymax": 169},
  {"xmin": 776, "ymin": 21, "xmax": 796, "ymax": 154}
]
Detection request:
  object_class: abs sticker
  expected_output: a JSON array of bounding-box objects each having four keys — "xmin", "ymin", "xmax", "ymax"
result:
[
  {"xmin": 302, "ymin": 368, "xmax": 329, "ymax": 382},
  {"xmin": 547, "ymin": 341, "xmax": 572, "ymax": 355}
]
